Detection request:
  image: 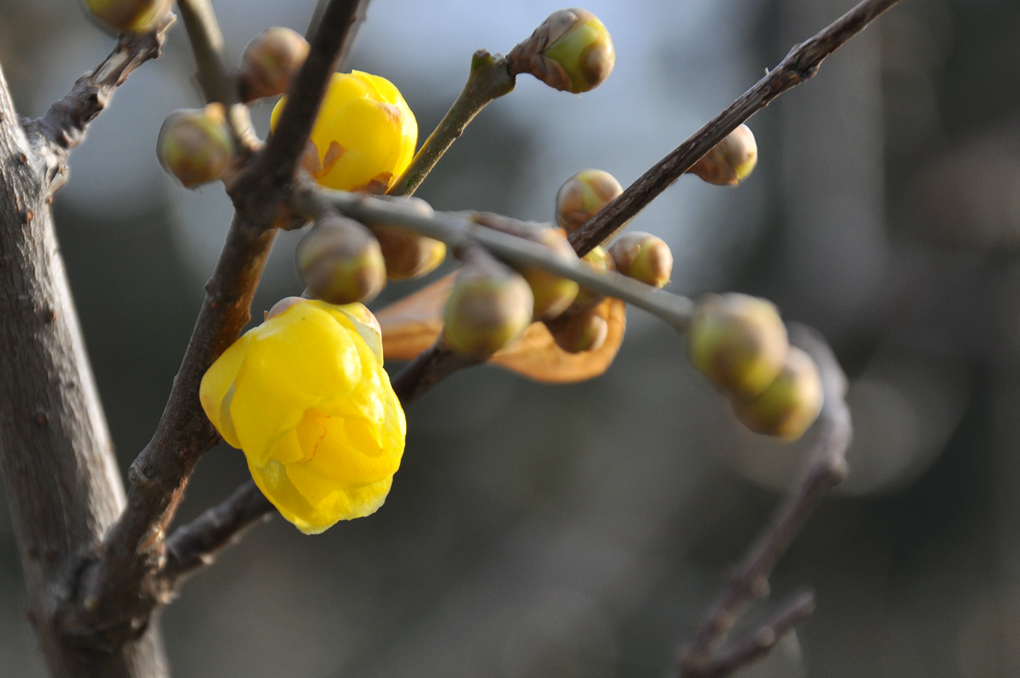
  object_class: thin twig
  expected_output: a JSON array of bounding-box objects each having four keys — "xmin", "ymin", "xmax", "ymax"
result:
[
  {"xmin": 297, "ymin": 188, "xmax": 694, "ymax": 331},
  {"xmin": 678, "ymin": 324, "xmax": 851, "ymax": 678},
  {"xmin": 176, "ymin": 0, "xmax": 235, "ymax": 104},
  {"xmin": 570, "ymin": 0, "xmax": 904, "ymax": 256},
  {"xmin": 160, "ymin": 480, "xmax": 273, "ymax": 589},
  {"xmin": 388, "ymin": 50, "xmax": 515, "ymax": 197},
  {"xmin": 26, "ymin": 16, "xmax": 173, "ymax": 191},
  {"xmin": 694, "ymin": 591, "xmax": 817, "ymax": 678}
]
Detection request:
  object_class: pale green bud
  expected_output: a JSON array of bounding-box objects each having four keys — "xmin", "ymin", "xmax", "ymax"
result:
[{"xmin": 296, "ymin": 214, "xmax": 386, "ymax": 304}]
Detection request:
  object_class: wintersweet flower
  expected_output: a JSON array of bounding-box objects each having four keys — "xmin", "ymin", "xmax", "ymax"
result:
[
  {"xmin": 271, "ymin": 71, "xmax": 418, "ymax": 193},
  {"xmin": 200, "ymin": 298, "xmax": 406, "ymax": 534}
]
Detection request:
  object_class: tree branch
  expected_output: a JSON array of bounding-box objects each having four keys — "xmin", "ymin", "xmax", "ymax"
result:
[
  {"xmin": 569, "ymin": 0, "xmax": 904, "ymax": 256},
  {"xmin": 387, "ymin": 50, "xmax": 515, "ymax": 197},
  {"xmin": 159, "ymin": 480, "xmax": 272, "ymax": 589},
  {"xmin": 690, "ymin": 591, "xmax": 817, "ymax": 678},
  {"xmin": 64, "ymin": 0, "xmax": 374, "ymax": 651},
  {"xmin": 26, "ymin": 16, "xmax": 173, "ymax": 193},
  {"xmin": 176, "ymin": 0, "xmax": 235, "ymax": 104},
  {"xmin": 678, "ymin": 325, "xmax": 851, "ymax": 678},
  {"xmin": 0, "ymin": 52, "xmax": 170, "ymax": 678}
]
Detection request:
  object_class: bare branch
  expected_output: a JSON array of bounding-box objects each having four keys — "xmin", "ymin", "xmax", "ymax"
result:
[
  {"xmin": 388, "ymin": 50, "xmax": 515, "ymax": 197},
  {"xmin": 27, "ymin": 16, "xmax": 173, "ymax": 191},
  {"xmin": 678, "ymin": 325, "xmax": 851, "ymax": 677},
  {"xmin": 160, "ymin": 480, "xmax": 272, "ymax": 589},
  {"xmin": 570, "ymin": 0, "xmax": 904, "ymax": 255},
  {"xmin": 176, "ymin": 0, "xmax": 235, "ymax": 104},
  {"xmin": 688, "ymin": 592, "xmax": 817, "ymax": 678}
]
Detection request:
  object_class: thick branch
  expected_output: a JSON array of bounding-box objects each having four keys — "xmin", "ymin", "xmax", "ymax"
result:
[
  {"xmin": 678, "ymin": 325, "xmax": 851, "ymax": 678},
  {"xmin": 0, "ymin": 58, "xmax": 169, "ymax": 677},
  {"xmin": 570, "ymin": 0, "xmax": 903, "ymax": 255}
]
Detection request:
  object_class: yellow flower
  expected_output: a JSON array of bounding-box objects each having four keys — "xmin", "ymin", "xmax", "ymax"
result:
[
  {"xmin": 271, "ymin": 71, "xmax": 417, "ymax": 193},
  {"xmin": 200, "ymin": 298, "xmax": 406, "ymax": 534}
]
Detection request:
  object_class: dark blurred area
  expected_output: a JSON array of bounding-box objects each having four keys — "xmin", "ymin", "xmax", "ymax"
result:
[{"xmin": 2, "ymin": 0, "xmax": 1019, "ymax": 676}]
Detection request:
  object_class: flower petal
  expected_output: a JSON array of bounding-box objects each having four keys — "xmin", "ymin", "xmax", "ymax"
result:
[{"xmin": 199, "ymin": 332, "xmax": 253, "ymax": 448}]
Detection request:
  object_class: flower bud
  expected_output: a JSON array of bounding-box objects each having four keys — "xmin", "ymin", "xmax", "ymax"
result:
[
  {"xmin": 84, "ymin": 0, "xmax": 171, "ymax": 33},
  {"xmin": 546, "ymin": 308, "xmax": 609, "ymax": 353},
  {"xmin": 687, "ymin": 293, "xmax": 789, "ymax": 401},
  {"xmin": 689, "ymin": 125, "xmax": 758, "ymax": 186},
  {"xmin": 508, "ymin": 8, "xmax": 615, "ymax": 94},
  {"xmin": 519, "ymin": 228, "xmax": 580, "ymax": 320},
  {"xmin": 238, "ymin": 27, "xmax": 310, "ymax": 102},
  {"xmin": 443, "ymin": 249, "xmax": 534, "ymax": 358},
  {"xmin": 732, "ymin": 346, "xmax": 823, "ymax": 440},
  {"xmin": 608, "ymin": 232, "xmax": 673, "ymax": 289},
  {"xmin": 369, "ymin": 198, "xmax": 446, "ymax": 280},
  {"xmin": 555, "ymin": 169, "xmax": 622, "ymax": 233},
  {"xmin": 157, "ymin": 105, "xmax": 234, "ymax": 188},
  {"xmin": 296, "ymin": 214, "xmax": 386, "ymax": 304},
  {"xmin": 569, "ymin": 245, "xmax": 615, "ymax": 312}
]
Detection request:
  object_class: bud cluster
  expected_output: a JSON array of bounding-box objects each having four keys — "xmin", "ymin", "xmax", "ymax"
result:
[{"xmin": 687, "ymin": 294, "xmax": 822, "ymax": 439}]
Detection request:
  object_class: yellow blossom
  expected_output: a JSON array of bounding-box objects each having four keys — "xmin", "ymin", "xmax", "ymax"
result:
[
  {"xmin": 200, "ymin": 299, "xmax": 406, "ymax": 534},
  {"xmin": 271, "ymin": 71, "xmax": 417, "ymax": 193}
]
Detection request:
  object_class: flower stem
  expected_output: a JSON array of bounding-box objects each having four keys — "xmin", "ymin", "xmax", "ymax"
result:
[{"xmin": 387, "ymin": 50, "xmax": 515, "ymax": 197}]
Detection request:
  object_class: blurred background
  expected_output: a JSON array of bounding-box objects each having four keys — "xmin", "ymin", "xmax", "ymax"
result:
[{"xmin": 0, "ymin": 0, "xmax": 1017, "ymax": 675}]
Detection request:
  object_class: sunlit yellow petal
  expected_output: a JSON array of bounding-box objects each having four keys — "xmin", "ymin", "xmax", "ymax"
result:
[
  {"xmin": 201, "ymin": 298, "xmax": 406, "ymax": 533},
  {"xmin": 199, "ymin": 332, "xmax": 253, "ymax": 448}
]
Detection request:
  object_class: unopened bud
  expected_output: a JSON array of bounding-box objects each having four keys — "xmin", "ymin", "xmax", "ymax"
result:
[
  {"xmin": 688, "ymin": 294, "xmax": 789, "ymax": 401},
  {"xmin": 689, "ymin": 125, "xmax": 758, "ymax": 186},
  {"xmin": 369, "ymin": 198, "xmax": 446, "ymax": 280},
  {"xmin": 569, "ymin": 245, "xmax": 615, "ymax": 312},
  {"xmin": 519, "ymin": 228, "xmax": 580, "ymax": 320},
  {"xmin": 508, "ymin": 8, "xmax": 615, "ymax": 94},
  {"xmin": 157, "ymin": 105, "xmax": 234, "ymax": 188},
  {"xmin": 84, "ymin": 0, "xmax": 171, "ymax": 33},
  {"xmin": 443, "ymin": 249, "xmax": 534, "ymax": 358},
  {"xmin": 733, "ymin": 346, "xmax": 823, "ymax": 440},
  {"xmin": 238, "ymin": 27, "xmax": 310, "ymax": 102},
  {"xmin": 609, "ymin": 232, "xmax": 673, "ymax": 289},
  {"xmin": 555, "ymin": 169, "xmax": 622, "ymax": 233},
  {"xmin": 546, "ymin": 307, "xmax": 609, "ymax": 353},
  {"xmin": 296, "ymin": 214, "xmax": 386, "ymax": 304}
]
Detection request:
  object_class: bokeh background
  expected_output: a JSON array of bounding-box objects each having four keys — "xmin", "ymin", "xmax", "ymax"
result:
[{"xmin": 1, "ymin": 0, "xmax": 1018, "ymax": 675}]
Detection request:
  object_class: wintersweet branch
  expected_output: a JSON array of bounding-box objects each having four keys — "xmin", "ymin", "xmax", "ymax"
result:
[
  {"xmin": 176, "ymin": 0, "xmax": 234, "ymax": 105},
  {"xmin": 297, "ymin": 188, "xmax": 694, "ymax": 331},
  {"xmin": 64, "ymin": 0, "xmax": 374, "ymax": 650},
  {"xmin": 570, "ymin": 0, "xmax": 904, "ymax": 255},
  {"xmin": 160, "ymin": 480, "xmax": 272, "ymax": 589},
  {"xmin": 678, "ymin": 325, "xmax": 851, "ymax": 677},
  {"xmin": 176, "ymin": 0, "xmax": 257, "ymax": 151},
  {"xmin": 388, "ymin": 50, "xmax": 515, "ymax": 197},
  {"xmin": 26, "ymin": 16, "xmax": 172, "ymax": 191},
  {"xmin": 692, "ymin": 591, "xmax": 817, "ymax": 678}
]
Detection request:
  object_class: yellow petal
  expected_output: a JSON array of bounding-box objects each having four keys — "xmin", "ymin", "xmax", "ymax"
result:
[
  {"xmin": 230, "ymin": 302, "xmax": 363, "ymax": 464},
  {"xmin": 199, "ymin": 332, "xmax": 253, "ymax": 448}
]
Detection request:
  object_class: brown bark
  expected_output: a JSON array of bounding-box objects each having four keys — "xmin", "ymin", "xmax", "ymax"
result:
[{"xmin": 0, "ymin": 64, "xmax": 168, "ymax": 677}]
